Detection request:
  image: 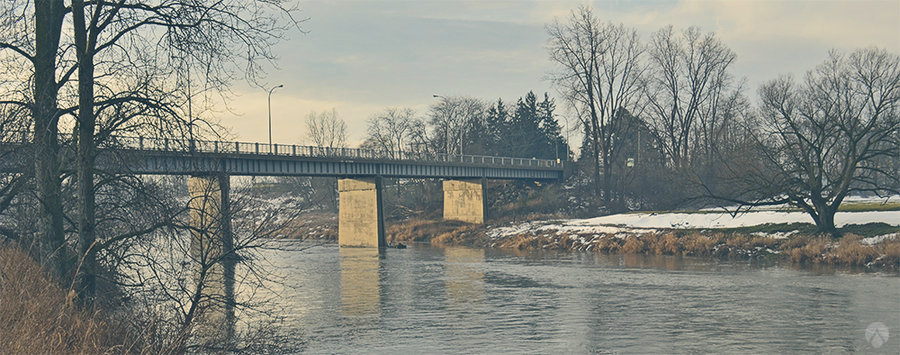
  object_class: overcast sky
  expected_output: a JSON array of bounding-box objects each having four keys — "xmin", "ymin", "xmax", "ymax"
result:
[{"xmin": 218, "ymin": 0, "xmax": 900, "ymax": 146}]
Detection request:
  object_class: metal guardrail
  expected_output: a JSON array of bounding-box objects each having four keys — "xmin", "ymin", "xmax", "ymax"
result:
[{"xmin": 37, "ymin": 134, "xmax": 563, "ymax": 169}]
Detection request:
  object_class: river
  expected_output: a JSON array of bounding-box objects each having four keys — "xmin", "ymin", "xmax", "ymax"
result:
[{"xmin": 252, "ymin": 242, "xmax": 900, "ymax": 353}]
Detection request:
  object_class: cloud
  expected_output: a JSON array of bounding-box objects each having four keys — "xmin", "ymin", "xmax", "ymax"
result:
[
  {"xmin": 218, "ymin": 88, "xmax": 392, "ymax": 146},
  {"xmin": 215, "ymin": 0, "xmax": 899, "ymax": 145}
]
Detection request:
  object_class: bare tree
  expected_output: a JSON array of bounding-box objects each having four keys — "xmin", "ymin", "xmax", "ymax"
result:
[
  {"xmin": 305, "ymin": 108, "xmax": 346, "ymax": 149},
  {"xmin": 0, "ymin": 0, "xmax": 71, "ymax": 278},
  {"xmin": 300, "ymin": 109, "xmax": 346, "ymax": 211},
  {"xmin": 0, "ymin": 102, "xmax": 30, "ymax": 230},
  {"xmin": 547, "ymin": 6, "xmax": 645, "ymax": 206},
  {"xmin": 644, "ymin": 26, "xmax": 738, "ymax": 169},
  {"xmin": 63, "ymin": 0, "xmax": 301, "ymax": 300},
  {"xmin": 429, "ymin": 96, "xmax": 485, "ymax": 156},
  {"xmin": 721, "ymin": 48, "xmax": 900, "ymax": 234},
  {"xmin": 112, "ymin": 176, "xmax": 303, "ymax": 352},
  {"xmin": 364, "ymin": 107, "xmax": 425, "ymax": 159},
  {"xmin": 1, "ymin": 10, "xmax": 305, "ymax": 351}
]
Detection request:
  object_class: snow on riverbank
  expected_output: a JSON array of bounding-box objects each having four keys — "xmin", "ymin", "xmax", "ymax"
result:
[
  {"xmin": 567, "ymin": 210, "xmax": 900, "ymax": 230},
  {"xmin": 482, "ymin": 210, "xmax": 900, "ymax": 268},
  {"xmin": 488, "ymin": 210, "xmax": 900, "ymax": 239}
]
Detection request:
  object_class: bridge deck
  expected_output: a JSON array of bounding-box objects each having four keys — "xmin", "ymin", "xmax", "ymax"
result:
[{"xmin": 0, "ymin": 136, "xmax": 564, "ymax": 180}]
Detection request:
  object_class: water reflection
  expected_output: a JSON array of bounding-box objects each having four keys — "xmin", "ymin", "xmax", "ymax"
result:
[
  {"xmin": 444, "ymin": 247, "xmax": 485, "ymax": 304},
  {"xmin": 620, "ymin": 253, "xmax": 715, "ymax": 271},
  {"xmin": 340, "ymin": 248, "xmax": 382, "ymax": 318}
]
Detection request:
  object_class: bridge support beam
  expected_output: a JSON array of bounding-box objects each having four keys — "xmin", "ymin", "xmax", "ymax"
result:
[
  {"xmin": 443, "ymin": 178, "xmax": 486, "ymax": 224},
  {"xmin": 338, "ymin": 177, "xmax": 385, "ymax": 248},
  {"xmin": 188, "ymin": 173, "xmax": 235, "ymax": 343}
]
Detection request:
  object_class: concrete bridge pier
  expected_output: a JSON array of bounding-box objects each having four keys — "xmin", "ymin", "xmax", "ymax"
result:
[
  {"xmin": 187, "ymin": 173, "xmax": 235, "ymax": 344},
  {"xmin": 338, "ymin": 177, "xmax": 386, "ymax": 248},
  {"xmin": 443, "ymin": 178, "xmax": 487, "ymax": 224}
]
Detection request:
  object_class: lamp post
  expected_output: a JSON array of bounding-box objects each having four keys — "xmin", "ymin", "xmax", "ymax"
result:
[
  {"xmin": 433, "ymin": 94, "xmax": 465, "ymax": 157},
  {"xmin": 433, "ymin": 94, "xmax": 450, "ymax": 156},
  {"xmin": 267, "ymin": 84, "xmax": 283, "ymax": 150}
]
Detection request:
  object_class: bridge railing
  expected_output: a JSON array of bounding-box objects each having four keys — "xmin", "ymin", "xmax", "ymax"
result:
[{"xmin": 98, "ymin": 135, "xmax": 562, "ymax": 169}]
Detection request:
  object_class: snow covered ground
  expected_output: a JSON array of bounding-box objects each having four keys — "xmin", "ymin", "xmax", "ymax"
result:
[
  {"xmin": 488, "ymin": 210, "xmax": 900, "ymax": 239},
  {"xmin": 566, "ymin": 210, "xmax": 900, "ymax": 230}
]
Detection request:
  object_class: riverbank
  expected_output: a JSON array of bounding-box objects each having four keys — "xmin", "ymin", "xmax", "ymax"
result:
[
  {"xmin": 284, "ymin": 210, "xmax": 900, "ymax": 271},
  {"xmin": 0, "ymin": 245, "xmax": 137, "ymax": 353}
]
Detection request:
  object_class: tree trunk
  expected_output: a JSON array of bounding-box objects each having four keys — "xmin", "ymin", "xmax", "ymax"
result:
[
  {"xmin": 33, "ymin": 0, "xmax": 67, "ymax": 280},
  {"xmin": 602, "ymin": 146, "xmax": 613, "ymax": 207},
  {"xmin": 73, "ymin": 0, "xmax": 97, "ymax": 301},
  {"xmin": 591, "ymin": 129, "xmax": 602, "ymax": 196},
  {"xmin": 815, "ymin": 207, "xmax": 838, "ymax": 236},
  {"xmin": 806, "ymin": 197, "xmax": 838, "ymax": 236}
]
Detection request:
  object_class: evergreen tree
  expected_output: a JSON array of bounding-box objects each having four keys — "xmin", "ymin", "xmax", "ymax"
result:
[
  {"xmin": 463, "ymin": 109, "xmax": 490, "ymax": 155},
  {"xmin": 537, "ymin": 93, "xmax": 567, "ymax": 161},
  {"xmin": 578, "ymin": 121, "xmax": 596, "ymax": 173},
  {"xmin": 485, "ymin": 98, "xmax": 509, "ymax": 155},
  {"xmin": 511, "ymin": 91, "xmax": 545, "ymax": 158}
]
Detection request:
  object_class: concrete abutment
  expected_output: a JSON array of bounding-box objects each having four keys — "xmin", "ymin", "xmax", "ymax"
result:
[
  {"xmin": 442, "ymin": 178, "xmax": 487, "ymax": 224},
  {"xmin": 338, "ymin": 177, "xmax": 386, "ymax": 248}
]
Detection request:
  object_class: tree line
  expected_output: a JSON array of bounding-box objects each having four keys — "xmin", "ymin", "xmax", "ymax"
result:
[
  {"xmin": 351, "ymin": 92, "xmax": 568, "ymax": 162},
  {"xmin": 545, "ymin": 6, "xmax": 899, "ymax": 233}
]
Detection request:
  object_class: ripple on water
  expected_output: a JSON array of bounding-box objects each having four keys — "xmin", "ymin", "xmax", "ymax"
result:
[{"xmin": 251, "ymin": 243, "xmax": 900, "ymax": 353}]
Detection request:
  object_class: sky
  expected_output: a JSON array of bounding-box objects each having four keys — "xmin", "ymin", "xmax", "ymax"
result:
[{"xmin": 217, "ymin": 0, "xmax": 900, "ymax": 146}]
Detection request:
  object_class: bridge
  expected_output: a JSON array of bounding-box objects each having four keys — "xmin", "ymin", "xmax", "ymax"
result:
[{"xmin": 0, "ymin": 135, "xmax": 564, "ymax": 248}]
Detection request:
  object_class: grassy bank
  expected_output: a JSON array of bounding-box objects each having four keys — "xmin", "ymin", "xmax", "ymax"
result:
[
  {"xmin": 383, "ymin": 219, "xmax": 900, "ymax": 270},
  {"xmin": 491, "ymin": 229, "xmax": 900, "ymax": 268},
  {"xmin": 0, "ymin": 245, "xmax": 145, "ymax": 353}
]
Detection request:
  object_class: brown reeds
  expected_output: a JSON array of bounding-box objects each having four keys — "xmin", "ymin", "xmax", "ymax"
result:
[
  {"xmin": 478, "ymin": 227, "xmax": 900, "ymax": 269},
  {"xmin": 0, "ymin": 245, "xmax": 130, "ymax": 354},
  {"xmin": 316, "ymin": 215, "xmax": 900, "ymax": 270},
  {"xmin": 386, "ymin": 219, "xmax": 480, "ymax": 245}
]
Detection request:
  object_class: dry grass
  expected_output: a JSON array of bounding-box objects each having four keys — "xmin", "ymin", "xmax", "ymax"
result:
[
  {"xmin": 0, "ymin": 245, "xmax": 135, "ymax": 354},
  {"xmin": 493, "ymin": 234, "xmax": 554, "ymax": 250},
  {"xmin": 781, "ymin": 233, "xmax": 900, "ymax": 266},
  {"xmin": 482, "ymin": 228, "xmax": 900, "ymax": 269},
  {"xmin": 355, "ymin": 217, "xmax": 900, "ymax": 270},
  {"xmin": 386, "ymin": 219, "xmax": 484, "ymax": 246}
]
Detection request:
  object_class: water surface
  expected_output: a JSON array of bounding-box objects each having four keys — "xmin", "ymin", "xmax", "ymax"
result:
[{"xmin": 256, "ymin": 242, "xmax": 900, "ymax": 353}]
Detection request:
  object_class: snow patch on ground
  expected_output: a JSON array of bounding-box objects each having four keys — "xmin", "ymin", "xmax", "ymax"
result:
[
  {"xmin": 751, "ymin": 231, "xmax": 797, "ymax": 240},
  {"xmin": 862, "ymin": 233, "xmax": 900, "ymax": 246},
  {"xmin": 564, "ymin": 210, "xmax": 900, "ymax": 230},
  {"xmin": 488, "ymin": 210, "xmax": 900, "ymax": 239},
  {"xmin": 699, "ymin": 195, "xmax": 900, "ymax": 212}
]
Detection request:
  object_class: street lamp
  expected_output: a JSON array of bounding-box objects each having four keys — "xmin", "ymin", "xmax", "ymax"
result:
[
  {"xmin": 433, "ymin": 94, "xmax": 464, "ymax": 156},
  {"xmin": 267, "ymin": 84, "xmax": 283, "ymax": 149},
  {"xmin": 433, "ymin": 94, "xmax": 450, "ymax": 155}
]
